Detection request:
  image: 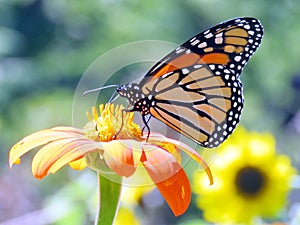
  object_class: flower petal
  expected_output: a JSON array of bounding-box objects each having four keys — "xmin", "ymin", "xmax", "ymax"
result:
[
  {"xmin": 147, "ymin": 133, "xmax": 213, "ymax": 185},
  {"xmin": 156, "ymin": 168, "xmax": 191, "ymax": 216},
  {"xmin": 142, "ymin": 144, "xmax": 179, "ymax": 182},
  {"xmin": 103, "ymin": 140, "xmax": 143, "ymax": 177},
  {"xmin": 142, "ymin": 145, "xmax": 191, "ymax": 216},
  {"xmin": 9, "ymin": 127, "xmax": 85, "ymax": 168},
  {"xmin": 69, "ymin": 158, "xmax": 87, "ymax": 170},
  {"xmin": 32, "ymin": 138, "xmax": 98, "ymax": 179},
  {"xmin": 47, "ymin": 142, "xmax": 99, "ymax": 175}
]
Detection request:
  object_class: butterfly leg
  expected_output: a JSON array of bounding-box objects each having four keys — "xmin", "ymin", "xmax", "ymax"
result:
[
  {"xmin": 113, "ymin": 109, "xmax": 127, "ymax": 139},
  {"xmin": 142, "ymin": 115, "xmax": 151, "ymax": 141},
  {"xmin": 142, "ymin": 115, "xmax": 152, "ymax": 133}
]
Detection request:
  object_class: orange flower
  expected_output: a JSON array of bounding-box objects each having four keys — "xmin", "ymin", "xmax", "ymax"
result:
[{"xmin": 9, "ymin": 104, "xmax": 212, "ymax": 216}]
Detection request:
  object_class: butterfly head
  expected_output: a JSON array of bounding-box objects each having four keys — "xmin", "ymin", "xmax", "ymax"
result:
[
  {"xmin": 117, "ymin": 83, "xmax": 152, "ymax": 115},
  {"xmin": 117, "ymin": 83, "xmax": 142, "ymax": 104}
]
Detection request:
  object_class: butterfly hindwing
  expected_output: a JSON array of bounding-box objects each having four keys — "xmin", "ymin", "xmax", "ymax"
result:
[{"xmin": 142, "ymin": 63, "xmax": 242, "ymax": 147}]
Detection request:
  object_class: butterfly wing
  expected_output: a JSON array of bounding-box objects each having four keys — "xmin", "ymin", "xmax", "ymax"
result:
[
  {"xmin": 141, "ymin": 64, "xmax": 242, "ymax": 147},
  {"xmin": 143, "ymin": 17, "xmax": 263, "ymax": 81},
  {"xmin": 141, "ymin": 17, "xmax": 263, "ymax": 147}
]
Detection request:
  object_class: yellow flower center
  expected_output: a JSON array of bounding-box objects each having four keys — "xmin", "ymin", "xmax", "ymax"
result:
[{"xmin": 84, "ymin": 104, "xmax": 142, "ymax": 142}]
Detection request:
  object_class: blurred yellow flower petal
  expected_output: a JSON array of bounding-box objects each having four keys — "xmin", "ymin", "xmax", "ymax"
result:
[
  {"xmin": 193, "ymin": 126, "xmax": 296, "ymax": 224},
  {"xmin": 114, "ymin": 207, "xmax": 140, "ymax": 225},
  {"xmin": 69, "ymin": 158, "xmax": 87, "ymax": 170},
  {"xmin": 121, "ymin": 185, "xmax": 154, "ymax": 205}
]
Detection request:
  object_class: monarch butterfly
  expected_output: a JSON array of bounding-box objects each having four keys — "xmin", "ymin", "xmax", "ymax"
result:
[{"xmin": 115, "ymin": 17, "xmax": 263, "ymax": 148}]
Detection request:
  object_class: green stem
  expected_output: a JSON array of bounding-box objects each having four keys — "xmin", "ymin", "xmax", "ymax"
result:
[{"xmin": 95, "ymin": 172, "xmax": 122, "ymax": 225}]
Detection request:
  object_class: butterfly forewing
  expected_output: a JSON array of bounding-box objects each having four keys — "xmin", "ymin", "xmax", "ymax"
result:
[{"xmin": 145, "ymin": 17, "xmax": 263, "ymax": 80}]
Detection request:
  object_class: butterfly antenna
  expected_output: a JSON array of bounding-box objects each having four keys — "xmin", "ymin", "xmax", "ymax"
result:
[
  {"xmin": 108, "ymin": 91, "xmax": 120, "ymax": 103},
  {"xmin": 82, "ymin": 84, "xmax": 119, "ymax": 97}
]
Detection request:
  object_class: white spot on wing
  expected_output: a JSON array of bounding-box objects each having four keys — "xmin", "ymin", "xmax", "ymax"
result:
[
  {"xmin": 244, "ymin": 24, "xmax": 251, "ymax": 30},
  {"xmin": 204, "ymin": 29, "xmax": 210, "ymax": 35},
  {"xmin": 234, "ymin": 56, "xmax": 242, "ymax": 62},
  {"xmin": 209, "ymin": 65, "xmax": 215, "ymax": 70},
  {"xmin": 191, "ymin": 39, "xmax": 200, "ymax": 46},
  {"xmin": 182, "ymin": 68, "xmax": 190, "ymax": 74},
  {"xmin": 194, "ymin": 64, "xmax": 203, "ymax": 69},
  {"xmin": 215, "ymin": 37, "xmax": 223, "ymax": 44},
  {"xmin": 198, "ymin": 42, "xmax": 207, "ymax": 48},
  {"xmin": 190, "ymin": 37, "xmax": 197, "ymax": 42},
  {"xmin": 205, "ymin": 33, "xmax": 213, "ymax": 39}
]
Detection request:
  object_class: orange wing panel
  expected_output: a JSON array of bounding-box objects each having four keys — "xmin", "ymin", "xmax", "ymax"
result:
[
  {"xmin": 200, "ymin": 53, "xmax": 230, "ymax": 65},
  {"xmin": 151, "ymin": 52, "xmax": 230, "ymax": 81},
  {"xmin": 151, "ymin": 53, "xmax": 200, "ymax": 80}
]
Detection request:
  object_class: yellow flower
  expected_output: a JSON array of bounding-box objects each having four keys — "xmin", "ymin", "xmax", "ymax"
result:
[
  {"xmin": 121, "ymin": 185, "xmax": 154, "ymax": 206},
  {"xmin": 9, "ymin": 104, "xmax": 213, "ymax": 216},
  {"xmin": 193, "ymin": 126, "xmax": 296, "ymax": 224},
  {"xmin": 114, "ymin": 207, "xmax": 140, "ymax": 225}
]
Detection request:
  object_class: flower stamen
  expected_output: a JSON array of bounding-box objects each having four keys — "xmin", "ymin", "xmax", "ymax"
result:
[{"xmin": 84, "ymin": 104, "xmax": 142, "ymax": 142}]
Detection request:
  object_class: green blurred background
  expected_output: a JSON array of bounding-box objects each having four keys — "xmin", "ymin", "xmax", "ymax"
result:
[{"xmin": 1, "ymin": 0, "xmax": 300, "ymax": 224}]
